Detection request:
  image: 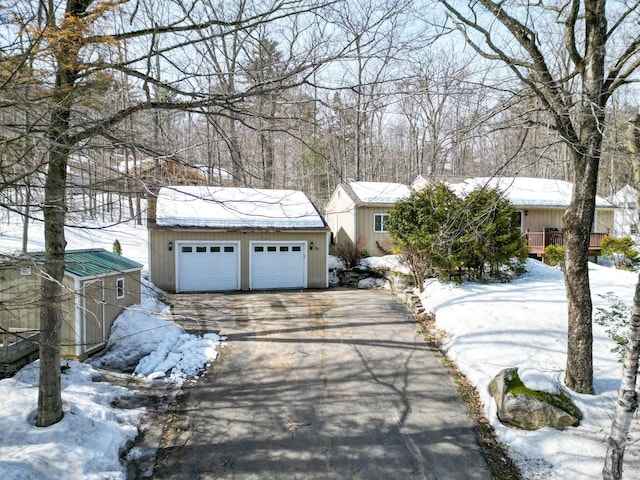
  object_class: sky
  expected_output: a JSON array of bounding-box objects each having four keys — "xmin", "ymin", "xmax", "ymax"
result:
[{"xmin": 1, "ymin": 212, "xmax": 640, "ymax": 479}]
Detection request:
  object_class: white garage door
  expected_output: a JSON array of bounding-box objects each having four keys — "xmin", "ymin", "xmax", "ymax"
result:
[
  {"xmin": 250, "ymin": 242, "xmax": 306, "ymax": 289},
  {"xmin": 177, "ymin": 242, "xmax": 240, "ymax": 292}
]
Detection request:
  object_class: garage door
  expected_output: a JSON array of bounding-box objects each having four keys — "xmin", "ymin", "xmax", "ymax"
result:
[
  {"xmin": 250, "ymin": 242, "xmax": 306, "ymax": 289},
  {"xmin": 177, "ymin": 242, "xmax": 240, "ymax": 292}
]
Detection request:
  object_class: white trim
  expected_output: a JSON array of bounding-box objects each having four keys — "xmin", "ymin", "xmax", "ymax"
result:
[
  {"xmin": 249, "ymin": 240, "xmax": 307, "ymax": 290},
  {"xmin": 116, "ymin": 277, "xmax": 125, "ymax": 299},
  {"xmin": 82, "ymin": 279, "xmax": 106, "ymax": 355},
  {"xmin": 325, "ymin": 232, "xmax": 330, "ymax": 288},
  {"xmin": 74, "ymin": 278, "xmax": 82, "ymax": 358},
  {"xmin": 373, "ymin": 212, "xmax": 390, "ymax": 233},
  {"xmin": 175, "ymin": 240, "xmax": 241, "ymax": 292}
]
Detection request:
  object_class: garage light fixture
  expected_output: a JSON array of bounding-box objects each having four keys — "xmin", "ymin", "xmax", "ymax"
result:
[
  {"xmin": 309, "ymin": 241, "xmax": 314, "ymax": 250},
  {"xmin": 168, "ymin": 241, "xmax": 173, "ymax": 251}
]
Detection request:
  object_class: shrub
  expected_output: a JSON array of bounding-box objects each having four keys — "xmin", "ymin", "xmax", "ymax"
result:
[
  {"xmin": 386, "ymin": 182, "xmax": 527, "ymax": 284},
  {"xmin": 544, "ymin": 244, "xmax": 564, "ymax": 267},
  {"xmin": 601, "ymin": 236, "xmax": 640, "ymax": 269},
  {"xmin": 331, "ymin": 237, "xmax": 366, "ymax": 268}
]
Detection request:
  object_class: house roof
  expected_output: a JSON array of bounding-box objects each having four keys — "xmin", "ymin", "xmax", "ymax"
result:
[
  {"xmin": 343, "ymin": 181, "xmax": 411, "ymax": 205},
  {"xmin": 447, "ymin": 177, "xmax": 614, "ymax": 208},
  {"xmin": 155, "ymin": 186, "xmax": 326, "ymax": 229},
  {"xmin": 30, "ymin": 249, "xmax": 143, "ymax": 278},
  {"xmin": 607, "ymin": 185, "xmax": 637, "ymax": 207}
]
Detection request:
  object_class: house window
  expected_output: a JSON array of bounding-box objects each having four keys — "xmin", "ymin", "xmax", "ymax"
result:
[
  {"xmin": 374, "ymin": 213, "xmax": 389, "ymax": 233},
  {"xmin": 116, "ymin": 277, "xmax": 125, "ymax": 299}
]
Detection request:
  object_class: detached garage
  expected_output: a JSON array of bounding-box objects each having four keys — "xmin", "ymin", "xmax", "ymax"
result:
[{"xmin": 148, "ymin": 186, "xmax": 330, "ymax": 292}]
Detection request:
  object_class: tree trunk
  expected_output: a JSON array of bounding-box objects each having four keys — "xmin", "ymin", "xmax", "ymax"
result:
[
  {"xmin": 603, "ymin": 276, "xmax": 640, "ymax": 479},
  {"xmin": 563, "ymin": 155, "xmax": 598, "ymax": 394},
  {"xmin": 603, "ymin": 113, "xmax": 640, "ymax": 479},
  {"xmin": 37, "ymin": 132, "xmax": 69, "ymax": 427}
]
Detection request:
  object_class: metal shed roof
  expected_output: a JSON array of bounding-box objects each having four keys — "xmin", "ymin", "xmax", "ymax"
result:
[{"xmin": 30, "ymin": 249, "xmax": 143, "ymax": 278}]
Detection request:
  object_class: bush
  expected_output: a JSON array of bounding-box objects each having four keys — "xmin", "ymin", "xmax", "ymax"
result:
[
  {"xmin": 544, "ymin": 244, "xmax": 564, "ymax": 267},
  {"xmin": 386, "ymin": 182, "xmax": 527, "ymax": 284},
  {"xmin": 330, "ymin": 237, "xmax": 367, "ymax": 268},
  {"xmin": 601, "ymin": 236, "xmax": 639, "ymax": 269}
]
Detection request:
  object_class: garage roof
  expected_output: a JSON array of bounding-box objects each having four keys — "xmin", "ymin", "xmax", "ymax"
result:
[
  {"xmin": 30, "ymin": 249, "xmax": 143, "ymax": 278},
  {"xmin": 155, "ymin": 186, "xmax": 326, "ymax": 229}
]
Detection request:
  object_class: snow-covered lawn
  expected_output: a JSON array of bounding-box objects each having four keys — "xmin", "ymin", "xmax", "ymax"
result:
[{"xmin": 420, "ymin": 259, "xmax": 640, "ymax": 480}]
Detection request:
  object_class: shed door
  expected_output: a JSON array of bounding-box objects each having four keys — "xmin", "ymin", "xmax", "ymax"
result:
[
  {"xmin": 250, "ymin": 242, "xmax": 306, "ymax": 290},
  {"xmin": 83, "ymin": 279, "xmax": 105, "ymax": 353},
  {"xmin": 177, "ymin": 242, "xmax": 240, "ymax": 292}
]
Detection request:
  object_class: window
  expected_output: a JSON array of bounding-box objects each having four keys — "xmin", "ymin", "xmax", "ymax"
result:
[
  {"xmin": 292, "ymin": 246, "xmax": 301, "ymax": 252},
  {"xmin": 116, "ymin": 277, "xmax": 125, "ymax": 299},
  {"xmin": 224, "ymin": 246, "xmax": 234, "ymax": 253},
  {"xmin": 267, "ymin": 246, "xmax": 277, "ymax": 252},
  {"xmin": 196, "ymin": 246, "xmax": 207, "ymax": 253},
  {"xmin": 374, "ymin": 213, "xmax": 389, "ymax": 233},
  {"xmin": 280, "ymin": 246, "xmax": 289, "ymax": 252},
  {"xmin": 181, "ymin": 246, "xmax": 193, "ymax": 253},
  {"xmin": 211, "ymin": 246, "xmax": 221, "ymax": 253}
]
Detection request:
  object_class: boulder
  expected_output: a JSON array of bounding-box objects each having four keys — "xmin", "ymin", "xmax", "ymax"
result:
[{"xmin": 489, "ymin": 367, "xmax": 581, "ymax": 430}]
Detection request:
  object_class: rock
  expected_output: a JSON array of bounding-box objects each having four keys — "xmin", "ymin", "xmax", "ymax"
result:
[{"xmin": 489, "ymin": 367, "xmax": 581, "ymax": 430}]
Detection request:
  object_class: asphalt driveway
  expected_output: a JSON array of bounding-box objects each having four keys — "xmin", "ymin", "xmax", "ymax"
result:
[{"xmin": 152, "ymin": 289, "xmax": 493, "ymax": 480}]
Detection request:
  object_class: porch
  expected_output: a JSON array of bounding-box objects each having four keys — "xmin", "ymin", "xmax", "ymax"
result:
[{"xmin": 524, "ymin": 229, "xmax": 608, "ymax": 256}]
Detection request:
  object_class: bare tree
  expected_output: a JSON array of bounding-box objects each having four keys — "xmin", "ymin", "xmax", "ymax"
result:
[
  {"xmin": 437, "ymin": 0, "xmax": 640, "ymax": 394},
  {"xmin": 1, "ymin": 0, "xmax": 337, "ymax": 427}
]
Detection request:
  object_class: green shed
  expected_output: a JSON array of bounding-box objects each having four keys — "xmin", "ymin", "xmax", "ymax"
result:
[{"xmin": 0, "ymin": 249, "xmax": 143, "ymax": 361}]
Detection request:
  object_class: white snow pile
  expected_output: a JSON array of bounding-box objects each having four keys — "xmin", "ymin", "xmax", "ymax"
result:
[{"xmin": 89, "ymin": 281, "xmax": 225, "ymax": 386}]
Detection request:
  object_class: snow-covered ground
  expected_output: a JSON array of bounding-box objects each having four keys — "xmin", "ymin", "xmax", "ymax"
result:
[
  {"xmin": 420, "ymin": 260, "xmax": 640, "ymax": 480},
  {"xmin": 1, "ymin": 208, "xmax": 639, "ymax": 479}
]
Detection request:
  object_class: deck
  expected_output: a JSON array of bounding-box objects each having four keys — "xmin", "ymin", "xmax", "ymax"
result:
[{"xmin": 524, "ymin": 230, "xmax": 608, "ymax": 256}]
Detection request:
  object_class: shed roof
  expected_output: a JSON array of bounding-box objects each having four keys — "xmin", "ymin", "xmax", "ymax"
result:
[
  {"xmin": 447, "ymin": 177, "xmax": 614, "ymax": 208},
  {"xmin": 344, "ymin": 181, "xmax": 410, "ymax": 205},
  {"xmin": 155, "ymin": 186, "xmax": 326, "ymax": 229},
  {"xmin": 30, "ymin": 249, "xmax": 143, "ymax": 278}
]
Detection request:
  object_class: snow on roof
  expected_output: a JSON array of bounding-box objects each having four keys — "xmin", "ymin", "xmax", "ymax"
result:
[
  {"xmin": 607, "ymin": 184, "xmax": 637, "ymax": 207},
  {"xmin": 348, "ymin": 181, "xmax": 410, "ymax": 204},
  {"xmin": 448, "ymin": 177, "xmax": 613, "ymax": 208},
  {"xmin": 156, "ymin": 186, "xmax": 325, "ymax": 229}
]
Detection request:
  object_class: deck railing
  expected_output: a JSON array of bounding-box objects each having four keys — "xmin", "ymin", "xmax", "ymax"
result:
[{"xmin": 524, "ymin": 230, "xmax": 608, "ymax": 255}]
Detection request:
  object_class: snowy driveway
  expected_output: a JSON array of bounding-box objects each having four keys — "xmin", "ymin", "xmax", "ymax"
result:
[{"xmin": 152, "ymin": 289, "xmax": 492, "ymax": 480}]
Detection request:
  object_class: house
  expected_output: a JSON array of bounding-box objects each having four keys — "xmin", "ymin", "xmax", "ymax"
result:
[
  {"xmin": 445, "ymin": 177, "xmax": 615, "ymax": 257},
  {"xmin": 324, "ymin": 181, "xmax": 411, "ymax": 256},
  {"xmin": 0, "ymin": 249, "xmax": 143, "ymax": 361},
  {"xmin": 607, "ymin": 185, "xmax": 639, "ymax": 240},
  {"xmin": 148, "ymin": 186, "xmax": 330, "ymax": 292}
]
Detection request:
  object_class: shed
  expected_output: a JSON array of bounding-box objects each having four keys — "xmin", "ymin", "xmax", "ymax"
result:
[
  {"xmin": 0, "ymin": 249, "xmax": 143, "ymax": 361},
  {"xmin": 325, "ymin": 181, "xmax": 411, "ymax": 256},
  {"xmin": 148, "ymin": 186, "xmax": 330, "ymax": 292}
]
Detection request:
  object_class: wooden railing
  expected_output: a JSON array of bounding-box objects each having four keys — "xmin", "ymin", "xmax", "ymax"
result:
[{"xmin": 524, "ymin": 230, "xmax": 608, "ymax": 255}]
